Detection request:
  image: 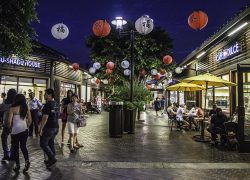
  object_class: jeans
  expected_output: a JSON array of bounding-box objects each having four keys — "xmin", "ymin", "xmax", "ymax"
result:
[
  {"xmin": 211, "ymin": 127, "xmax": 226, "ymax": 142},
  {"xmin": 29, "ymin": 110, "xmax": 40, "ymax": 136},
  {"xmin": 40, "ymin": 128, "xmax": 58, "ymax": 161},
  {"xmin": 188, "ymin": 116, "xmax": 199, "ymax": 129},
  {"xmin": 1, "ymin": 126, "xmax": 13, "ymax": 158},
  {"xmin": 12, "ymin": 130, "xmax": 29, "ymax": 165}
]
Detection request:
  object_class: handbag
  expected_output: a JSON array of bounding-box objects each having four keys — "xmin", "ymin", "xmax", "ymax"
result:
[
  {"xmin": 59, "ymin": 112, "xmax": 67, "ymax": 120},
  {"xmin": 77, "ymin": 116, "xmax": 87, "ymax": 127}
]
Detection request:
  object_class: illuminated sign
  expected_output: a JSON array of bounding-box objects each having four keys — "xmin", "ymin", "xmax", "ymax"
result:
[
  {"xmin": 216, "ymin": 42, "xmax": 240, "ymax": 61},
  {"xmin": 0, "ymin": 57, "xmax": 41, "ymax": 68}
]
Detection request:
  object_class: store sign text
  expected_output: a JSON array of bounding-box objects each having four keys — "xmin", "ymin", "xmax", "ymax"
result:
[
  {"xmin": 0, "ymin": 57, "xmax": 41, "ymax": 68},
  {"xmin": 216, "ymin": 42, "xmax": 240, "ymax": 61}
]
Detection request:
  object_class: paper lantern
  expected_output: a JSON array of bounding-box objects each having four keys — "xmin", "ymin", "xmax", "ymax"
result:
[
  {"xmin": 92, "ymin": 20, "xmax": 111, "ymax": 37},
  {"xmin": 89, "ymin": 67, "xmax": 96, "ymax": 74},
  {"xmin": 124, "ymin": 69, "xmax": 131, "ymax": 76},
  {"xmin": 106, "ymin": 62, "xmax": 115, "ymax": 70},
  {"xmin": 106, "ymin": 69, "xmax": 113, "ymax": 75},
  {"xmin": 155, "ymin": 73, "xmax": 161, "ymax": 80},
  {"xmin": 151, "ymin": 69, "xmax": 157, "ymax": 75},
  {"xmin": 188, "ymin": 11, "xmax": 208, "ymax": 30},
  {"xmin": 159, "ymin": 68, "xmax": 166, "ymax": 75},
  {"xmin": 135, "ymin": 15, "xmax": 154, "ymax": 35},
  {"xmin": 103, "ymin": 79, "xmax": 108, "ymax": 84},
  {"xmin": 72, "ymin": 63, "xmax": 79, "ymax": 71},
  {"xmin": 175, "ymin": 67, "xmax": 182, "ymax": 74},
  {"xmin": 139, "ymin": 69, "xmax": 146, "ymax": 76},
  {"xmin": 93, "ymin": 62, "xmax": 101, "ymax": 70},
  {"xmin": 163, "ymin": 55, "xmax": 172, "ymax": 65},
  {"xmin": 96, "ymin": 78, "xmax": 100, "ymax": 84},
  {"xmin": 51, "ymin": 23, "xmax": 69, "ymax": 40},
  {"xmin": 121, "ymin": 60, "xmax": 130, "ymax": 69}
]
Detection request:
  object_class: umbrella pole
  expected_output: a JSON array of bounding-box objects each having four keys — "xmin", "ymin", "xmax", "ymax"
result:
[{"xmin": 201, "ymin": 81, "xmax": 208, "ymax": 140}]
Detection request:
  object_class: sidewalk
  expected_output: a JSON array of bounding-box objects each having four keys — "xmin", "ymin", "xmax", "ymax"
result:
[{"xmin": 0, "ymin": 110, "xmax": 250, "ymax": 179}]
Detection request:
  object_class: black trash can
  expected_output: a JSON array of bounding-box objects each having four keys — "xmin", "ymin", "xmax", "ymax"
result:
[
  {"xmin": 109, "ymin": 101, "xmax": 123, "ymax": 138},
  {"xmin": 123, "ymin": 109, "xmax": 136, "ymax": 134}
]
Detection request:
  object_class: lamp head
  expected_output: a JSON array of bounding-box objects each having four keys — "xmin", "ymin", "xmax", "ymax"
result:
[{"xmin": 111, "ymin": 16, "xmax": 127, "ymax": 29}]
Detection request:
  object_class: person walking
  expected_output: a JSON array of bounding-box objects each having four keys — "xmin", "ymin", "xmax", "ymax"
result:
[
  {"xmin": 61, "ymin": 90, "xmax": 73, "ymax": 144},
  {"xmin": 154, "ymin": 98, "xmax": 161, "ymax": 116},
  {"xmin": 28, "ymin": 92, "xmax": 43, "ymax": 137},
  {"xmin": 160, "ymin": 96, "xmax": 166, "ymax": 115},
  {"xmin": 67, "ymin": 94, "xmax": 83, "ymax": 153},
  {"xmin": 0, "ymin": 89, "xmax": 17, "ymax": 162},
  {"xmin": 39, "ymin": 89, "xmax": 59, "ymax": 168},
  {"xmin": 1, "ymin": 92, "xmax": 6, "ymax": 104},
  {"xmin": 8, "ymin": 94, "xmax": 32, "ymax": 173}
]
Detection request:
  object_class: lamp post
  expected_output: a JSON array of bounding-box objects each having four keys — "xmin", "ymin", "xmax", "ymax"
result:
[{"xmin": 111, "ymin": 16, "xmax": 154, "ymax": 102}]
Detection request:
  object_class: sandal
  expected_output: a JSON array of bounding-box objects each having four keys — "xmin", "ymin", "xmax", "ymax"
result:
[
  {"xmin": 76, "ymin": 144, "xmax": 84, "ymax": 148},
  {"xmin": 73, "ymin": 146, "xmax": 79, "ymax": 149},
  {"xmin": 23, "ymin": 161, "xmax": 30, "ymax": 173}
]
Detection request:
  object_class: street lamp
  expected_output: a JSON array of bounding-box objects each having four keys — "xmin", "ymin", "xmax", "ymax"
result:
[{"xmin": 111, "ymin": 15, "xmax": 154, "ymax": 101}]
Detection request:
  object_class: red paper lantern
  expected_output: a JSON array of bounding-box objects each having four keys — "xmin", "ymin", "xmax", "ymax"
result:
[
  {"xmin": 139, "ymin": 69, "xmax": 146, "ymax": 76},
  {"xmin": 163, "ymin": 55, "xmax": 172, "ymax": 65},
  {"xmin": 72, "ymin": 63, "xmax": 79, "ymax": 71},
  {"xmin": 188, "ymin": 11, "xmax": 208, "ymax": 30},
  {"xmin": 106, "ymin": 62, "xmax": 115, "ymax": 70},
  {"xmin": 96, "ymin": 78, "xmax": 100, "ymax": 84},
  {"xmin": 160, "ymin": 68, "xmax": 166, "ymax": 75},
  {"xmin": 106, "ymin": 69, "xmax": 113, "ymax": 74},
  {"xmin": 108, "ymin": 78, "xmax": 112, "ymax": 84},
  {"xmin": 92, "ymin": 20, "xmax": 111, "ymax": 37},
  {"xmin": 155, "ymin": 73, "xmax": 161, "ymax": 80}
]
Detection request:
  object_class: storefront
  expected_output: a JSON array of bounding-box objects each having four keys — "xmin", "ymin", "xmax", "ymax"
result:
[
  {"xmin": 0, "ymin": 41, "xmax": 89, "ymax": 104},
  {"xmin": 177, "ymin": 6, "xmax": 250, "ymax": 152}
]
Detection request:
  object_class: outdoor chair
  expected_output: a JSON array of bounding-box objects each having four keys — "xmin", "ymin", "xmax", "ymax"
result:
[
  {"xmin": 167, "ymin": 112, "xmax": 177, "ymax": 131},
  {"xmin": 224, "ymin": 121, "xmax": 238, "ymax": 150},
  {"xmin": 86, "ymin": 102, "xmax": 101, "ymax": 114}
]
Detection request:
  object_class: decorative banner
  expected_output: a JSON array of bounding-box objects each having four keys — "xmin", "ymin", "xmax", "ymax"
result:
[
  {"xmin": 188, "ymin": 11, "xmax": 208, "ymax": 30},
  {"xmin": 151, "ymin": 69, "xmax": 157, "ymax": 75},
  {"xmin": 93, "ymin": 62, "xmax": 101, "ymax": 70},
  {"xmin": 121, "ymin": 60, "xmax": 130, "ymax": 69},
  {"xmin": 51, "ymin": 23, "xmax": 69, "ymax": 40},
  {"xmin": 175, "ymin": 67, "xmax": 182, "ymax": 74},
  {"xmin": 163, "ymin": 55, "xmax": 172, "ymax": 65},
  {"xmin": 92, "ymin": 20, "xmax": 111, "ymax": 37},
  {"xmin": 89, "ymin": 67, "xmax": 96, "ymax": 74},
  {"xmin": 106, "ymin": 61, "xmax": 115, "ymax": 70},
  {"xmin": 135, "ymin": 15, "xmax": 154, "ymax": 35},
  {"xmin": 124, "ymin": 69, "xmax": 131, "ymax": 76},
  {"xmin": 72, "ymin": 63, "xmax": 79, "ymax": 71}
]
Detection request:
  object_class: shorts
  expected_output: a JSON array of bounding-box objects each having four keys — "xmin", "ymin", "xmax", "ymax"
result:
[{"xmin": 68, "ymin": 122, "xmax": 79, "ymax": 134}]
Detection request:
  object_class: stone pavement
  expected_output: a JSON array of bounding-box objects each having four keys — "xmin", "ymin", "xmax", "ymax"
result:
[{"xmin": 1, "ymin": 110, "xmax": 250, "ymax": 180}]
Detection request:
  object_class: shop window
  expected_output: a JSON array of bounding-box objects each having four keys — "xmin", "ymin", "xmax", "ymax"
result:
[
  {"xmin": 34, "ymin": 79, "xmax": 46, "ymax": 86},
  {"xmin": 215, "ymin": 87, "xmax": 230, "ymax": 116},
  {"xmin": 243, "ymin": 81, "xmax": 250, "ymax": 140},
  {"xmin": 170, "ymin": 91, "xmax": 178, "ymax": 104},
  {"xmin": 19, "ymin": 77, "xmax": 33, "ymax": 86},
  {"xmin": 206, "ymin": 88, "xmax": 213, "ymax": 109},
  {"xmin": 60, "ymin": 82, "xmax": 76, "ymax": 102},
  {"xmin": 1, "ymin": 76, "xmax": 17, "ymax": 85}
]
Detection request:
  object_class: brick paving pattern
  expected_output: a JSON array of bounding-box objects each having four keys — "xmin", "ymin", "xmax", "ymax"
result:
[{"xmin": 0, "ymin": 110, "xmax": 250, "ymax": 179}]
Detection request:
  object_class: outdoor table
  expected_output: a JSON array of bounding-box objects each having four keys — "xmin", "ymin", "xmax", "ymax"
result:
[{"xmin": 193, "ymin": 117, "xmax": 211, "ymax": 142}]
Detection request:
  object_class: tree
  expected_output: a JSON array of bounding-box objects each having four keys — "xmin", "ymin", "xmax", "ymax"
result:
[
  {"xmin": 86, "ymin": 23, "xmax": 175, "ymax": 85},
  {"xmin": 0, "ymin": 0, "xmax": 38, "ymax": 58}
]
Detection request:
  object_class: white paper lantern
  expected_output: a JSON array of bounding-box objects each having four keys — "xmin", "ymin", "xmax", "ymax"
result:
[
  {"xmin": 124, "ymin": 69, "xmax": 131, "ymax": 76},
  {"xmin": 151, "ymin": 69, "xmax": 157, "ymax": 75},
  {"xmin": 175, "ymin": 67, "xmax": 182, "ymax": 74},
  {"xmin": 121, "ymin": 60, "xmax": 130, "ymax": 69},
  {"xmin": 93, "ymin": 62, "xmax": 101, "ymax": 70},
  {"xmin": 135, "ymin": 15, "xmax": 154, "ymax": 35},
  {"xmin": 51, "ymin": 23, "xmax": 69, "ymax": 40},
  {"xmin": 103, "ymin": 79, "xmax": 108, "ymax": 84},
  {"xmin": 89, "ymin": 67, "xmax": 96, "ymax": 74}
]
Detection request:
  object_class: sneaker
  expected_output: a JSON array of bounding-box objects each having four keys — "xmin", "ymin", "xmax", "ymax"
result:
[
  {"xmin": 13, "ymin": 165, "xmax": 20, "ymax": 172},
  {"xmin": 23, "ymin": 161, "xmax": 30, "ymax": 173},
  {"xmin": 44, "ymin": 160, "xmax": 49, "ymax": 165},
  {"xmin": 46, "ymin": 159, "xmax": 57, "ymax": 168}
]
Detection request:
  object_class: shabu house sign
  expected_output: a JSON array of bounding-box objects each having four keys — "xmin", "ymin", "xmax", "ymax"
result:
[
  {"xmin": 0, "ymin": 57, "xmax": 41, "ymax": 68},
  {"xmin": 216, "ymin": 42, "xmax": 241, "ymax": 61}
]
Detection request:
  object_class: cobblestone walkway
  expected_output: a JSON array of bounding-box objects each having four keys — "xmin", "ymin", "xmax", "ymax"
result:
[{"xmin": 1, "ymin": 110, "xmax": 250, "ymax": 179}]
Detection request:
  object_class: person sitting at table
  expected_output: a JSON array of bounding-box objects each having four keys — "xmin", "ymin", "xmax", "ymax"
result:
[
  {"xmin": 188, "ymin": 105, "xmax": 199, "ymax": 131},
  {"xmin": 209, "ymin": 104, "xmax": 217, "ymax": 117},
  {"xmin": 231, "ymin": 107, "xmax": 238, "ymax": 124},
  {"xmin": 167, "ymin": 103, "xmax": 177, "ymax": 118},
  {"xmin": 210, "ymin": 108, "xmax": 227, "ymax": 145},
  {"xmin": 176, "ymin": 104, "xmax": 189, "ymax": 130}
]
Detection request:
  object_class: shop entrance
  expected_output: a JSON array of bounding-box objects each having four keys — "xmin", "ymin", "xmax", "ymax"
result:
[{"xmin": 237, "ymin": 64, "xmax": 250, "ymax": 153}]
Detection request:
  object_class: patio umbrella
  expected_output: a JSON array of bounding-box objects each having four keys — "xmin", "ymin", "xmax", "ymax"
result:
[
  {"xmin": 166, "ymin": 82, "xmax": 205, "ymax": 91},
  {"xmin": 182, "ymin": 73, "xmax": 236, "ymax": 142}
]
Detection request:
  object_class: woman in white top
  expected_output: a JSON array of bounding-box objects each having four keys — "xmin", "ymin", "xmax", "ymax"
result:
[{"xmin": 8, "ymin": 94, "xmax": 32, "ymax": 173}]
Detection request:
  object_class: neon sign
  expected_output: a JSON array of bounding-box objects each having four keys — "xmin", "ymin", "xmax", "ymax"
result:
[
  {"xmin": 0, "ymin": 57, "xmax": 41, "ymax": 68},
  {"xmin": 216, "ymin": 42, "xmax": 240, "ymax": 61}
]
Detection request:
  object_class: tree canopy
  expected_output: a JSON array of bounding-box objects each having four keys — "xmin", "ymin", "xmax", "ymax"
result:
[
  {"xmin": 86, "ymin": 23, "xmax": 175, "ymax": 85},
  {"xmin": 0, "ymin": 0, "xmax": 38, "ymax": 58}
]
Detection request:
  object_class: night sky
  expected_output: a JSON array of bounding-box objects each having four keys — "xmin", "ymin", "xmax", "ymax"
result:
[{"xmin": 33, "ymin": 0, "xmax": 250, "ymax": 68}]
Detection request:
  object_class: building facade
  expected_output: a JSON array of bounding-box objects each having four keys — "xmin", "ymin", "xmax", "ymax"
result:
[{"xmin": 177, "ymin": 6, "xmax": 250, "ymax": 152}]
